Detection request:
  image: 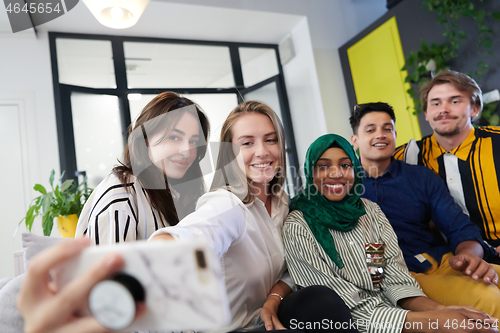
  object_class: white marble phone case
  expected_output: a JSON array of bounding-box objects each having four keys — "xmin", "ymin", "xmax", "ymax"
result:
[{"xmin": 54, "ymin": 239, "xmax": 230, "ymax": 332}]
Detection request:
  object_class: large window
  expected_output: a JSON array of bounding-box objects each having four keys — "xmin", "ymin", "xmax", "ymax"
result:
[{"xmin": 49, "ymin": 32, "xmax": 300, "ymax": 195}]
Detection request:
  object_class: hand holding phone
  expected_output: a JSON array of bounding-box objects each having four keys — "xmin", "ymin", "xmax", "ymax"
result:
[
  {"xmin": 18, "ymin": 237, "xmax": 125, "ymax": 333},
  {"xmin": 54, "ymin": 239, "xmax": 230, "ymax": 332}
]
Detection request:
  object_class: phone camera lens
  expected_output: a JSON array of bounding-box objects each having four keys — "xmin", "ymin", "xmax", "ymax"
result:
[{"xmin": 195, "ymin": 250, "xmax": 206, "ymax": 269}]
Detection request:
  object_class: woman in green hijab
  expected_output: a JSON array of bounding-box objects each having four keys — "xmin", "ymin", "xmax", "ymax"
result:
[{"xmin": 282, "ymin": 134, "xmax": 429, "ymax": 333}]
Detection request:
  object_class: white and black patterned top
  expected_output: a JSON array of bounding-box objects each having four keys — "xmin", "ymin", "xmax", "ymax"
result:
[
  {"xmin": 283, "ymin": 198, "xmax": 425, "ymax": 333},
  {"xmin": 76, "ymin": 174, "xmax": 169, "ymax": 245}
]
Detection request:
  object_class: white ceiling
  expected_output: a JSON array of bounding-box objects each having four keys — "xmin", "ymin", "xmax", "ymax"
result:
[
  {"xmin": 0, "ymin": 0, "xmax": 304, "ymax": 44},
  {"xmin": 149, "ymin": 0, "xmax": 388, "ymax": 49}
]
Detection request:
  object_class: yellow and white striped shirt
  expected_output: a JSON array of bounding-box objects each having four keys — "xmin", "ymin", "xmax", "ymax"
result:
[
  {"xmin": 395, "ymin": 127, "xmax": 500, "ymax": 246},
  {"xmin": 283, "ymin": 198, "xmax": 425, "ymax": 333}
]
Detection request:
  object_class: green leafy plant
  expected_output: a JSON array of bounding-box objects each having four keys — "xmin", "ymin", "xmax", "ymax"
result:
[
  {"xmin": 19, "ymin": 170, "xmax": 93, "ymax": 236},
  {"xmin": 402, "ymin": 0, "xmax": 500, "ymax": 119},
  {"xmin": 402, "ymin": 40, "xmax": 454, "ymax": 112},
  {"xmin": 477, "ymin": 101, "xmax": 500, "ymax": 126}
]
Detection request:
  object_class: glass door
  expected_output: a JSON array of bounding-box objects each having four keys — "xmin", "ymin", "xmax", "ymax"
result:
[{"xmin": 70, "ymin": 92, "xmax": 124, "ymax": 188}]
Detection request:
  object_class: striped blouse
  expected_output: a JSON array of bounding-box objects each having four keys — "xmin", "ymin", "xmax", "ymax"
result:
[
  {"xmin": 282, "ymin": 198, "xmax": 425, "ymax": 333},
  {"xmin": 75, "ymin": 174, "xmax": 169, "ymax": 245}
]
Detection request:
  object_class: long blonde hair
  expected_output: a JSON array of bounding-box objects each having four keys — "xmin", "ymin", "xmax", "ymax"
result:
[{"xmin": 210, "ymin": 101, "xmax": 286, "ymax": 204}]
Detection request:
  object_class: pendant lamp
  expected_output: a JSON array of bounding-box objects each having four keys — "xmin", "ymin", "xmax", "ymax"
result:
[{"xmin": 82, "ymin": 0, "xmax": 150, "ymax": 29}]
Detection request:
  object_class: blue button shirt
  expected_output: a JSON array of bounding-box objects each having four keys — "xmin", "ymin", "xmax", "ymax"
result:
[{"xmin": 361, "ymin": 158, "xmax": 491, "ymax": 273}]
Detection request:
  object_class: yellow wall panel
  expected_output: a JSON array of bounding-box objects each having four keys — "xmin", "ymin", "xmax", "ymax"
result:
[{"xmin": 347, "ymin": 16, "xmax": 421, "ymax": 145}]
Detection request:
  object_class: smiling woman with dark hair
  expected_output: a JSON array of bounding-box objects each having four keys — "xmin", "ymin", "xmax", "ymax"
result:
[
  {"xmin": 75, "ymin": 91, "xmax": 210, "ymax": 245},
  {"xmin": 283, "ymin": 134, "xmax": 497, "ymax": 333}
]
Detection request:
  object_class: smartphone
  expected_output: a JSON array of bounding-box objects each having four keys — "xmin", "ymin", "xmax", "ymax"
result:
[{"xmin": 54, "ymin": 239, "xmax": 230, "ymax": 332}]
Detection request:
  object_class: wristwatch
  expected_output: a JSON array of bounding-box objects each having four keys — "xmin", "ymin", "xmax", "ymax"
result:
[{"xmin": 88, "ymin": 273, "xmax": 145, "ymax": 330}]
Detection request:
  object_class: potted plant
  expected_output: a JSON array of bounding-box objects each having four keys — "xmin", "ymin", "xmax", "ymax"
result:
[
  {"xmin": 402, "ymin": 0, "xmax": 500, "ymax": 121},
  {"xmin": 19, "ymin": 170, "xmax": 92, "ymax": 237}
]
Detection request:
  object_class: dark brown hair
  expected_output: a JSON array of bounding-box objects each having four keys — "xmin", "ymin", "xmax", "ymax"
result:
[
  {"xmin": 210, "ymin": 101, "xmax": 286, "ymax": 204},
  {"xmin": 420, "ymin": 70, "xmax": 483, "ymax": 112},
  {"xmin": 349, "ymin": 102, "xmax": 396, "ymax": 134},
  {"xmin": 113, "ymin": 91, "xmax": 209, "ymax": 225}
]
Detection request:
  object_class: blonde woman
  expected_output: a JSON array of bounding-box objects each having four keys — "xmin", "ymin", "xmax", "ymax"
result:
[{"xmin": 151, "ymin": 101, "xmax": 355, "ymax": 332}]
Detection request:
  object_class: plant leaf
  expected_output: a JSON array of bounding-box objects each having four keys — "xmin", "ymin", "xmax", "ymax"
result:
[
  {"xmin": 49, "ymin": 169, "xmax": 55, "ymax": 188},
  {"xmin": 60, "ymin": 179, "xmax": 73, "ymax": 192},
  {"xmin": 41, "ymin": 194, "xmax": 52, "ymax": 214},
  {"xmin": 23, "ymin": 206, "xmax": 36, "ymax": 232},
  {"xmin": 410, "ymin": 71, "xmax": 420, "ymax": 83},
  {"xmin": 33, "ymin": 184, "xmax": 47, "ymax": 195},
  {"xmin": 42, "ymin": 214, "xmax": 53, "ymax": 237},
  {"xmin": 475, "ymin": 9, "xmax": 486, "ymax": 23},
  {"xmin": 489, "ymin": 115, "xmax": 500, "ymax": 126},
  {"xmin": 482, "ymin": 37, "xmax": 492, "ymax": 48},
  {"xmin": 54, "ymin": 185, "xmax": 60, "ymax": 199},
  {"xmin": 421, "ymin": 40, "xmax": 429, "ymax": 52},
  {"xmin": 419, "ymin": 77, "xmax": 430, "ymax": 85}
]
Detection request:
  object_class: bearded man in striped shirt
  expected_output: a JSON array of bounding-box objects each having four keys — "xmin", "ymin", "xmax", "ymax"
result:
[{"xmin": 394, "ymin": 71, "xmax": 500, "ymax": 255}]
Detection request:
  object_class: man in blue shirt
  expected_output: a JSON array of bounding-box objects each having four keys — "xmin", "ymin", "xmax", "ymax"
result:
[{"xmin": 349, "ymin": 102, "xmax": 500, "ymax": 317}]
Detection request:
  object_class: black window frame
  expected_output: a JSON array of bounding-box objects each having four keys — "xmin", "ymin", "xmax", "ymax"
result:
[{"xmin": 49, "ymin": 32, "xmax": 302, "ymax": 194}]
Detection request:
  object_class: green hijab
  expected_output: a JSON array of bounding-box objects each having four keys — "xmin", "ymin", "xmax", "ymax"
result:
[{"xmin": 290, "ymin": 134, "xmax": 366, "ymax": 269}]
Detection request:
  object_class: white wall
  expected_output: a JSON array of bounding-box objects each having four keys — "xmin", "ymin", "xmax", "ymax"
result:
[
  {"xmin": 0, "ymin": 33, "xmax": 58, "ymax": 176},
  {"xmin": 282, "ymin": 18, "xmax": 326, "ymax": 170},
  {"xmin": 0, "ymin": 33, "xmax": 59, "ymax": 277}
]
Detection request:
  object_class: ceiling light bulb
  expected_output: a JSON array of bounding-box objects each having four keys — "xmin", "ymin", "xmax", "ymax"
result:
[
  {"xmin": 83, "ymin": 0, "xmax": 150, "ymax": 29},
  {"xmin": 110, "ymin": 6, "xmax": 124, "ymax": 20}
]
